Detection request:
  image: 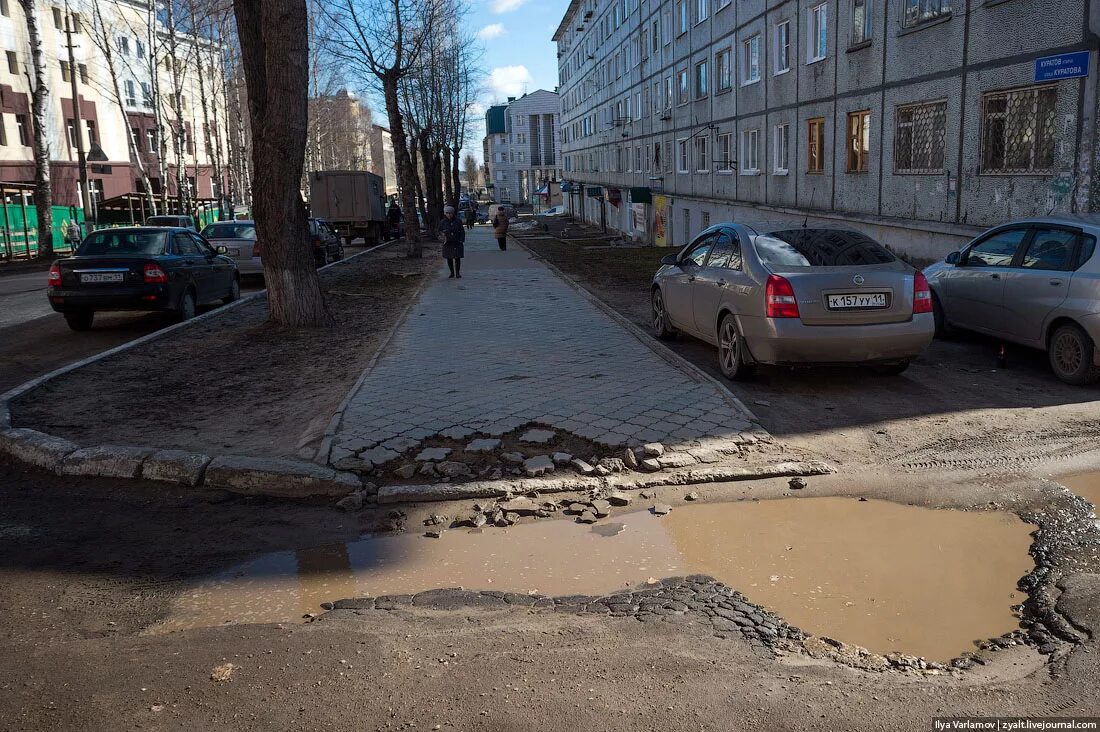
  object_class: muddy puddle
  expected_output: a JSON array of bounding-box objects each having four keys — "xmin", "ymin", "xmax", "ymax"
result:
[
  {"xmin": 1060, "ymin": 471, "xmax": 1100, "ymax": 511},
  {"xmin": 156, "ymin": 497, "xmax": 1034, "ymax": 660}
]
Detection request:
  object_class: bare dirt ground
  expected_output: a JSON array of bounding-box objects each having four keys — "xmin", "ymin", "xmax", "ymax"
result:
[{"xmin": 11, "ymin": 246, "xmax": 437, "ymax": 458}]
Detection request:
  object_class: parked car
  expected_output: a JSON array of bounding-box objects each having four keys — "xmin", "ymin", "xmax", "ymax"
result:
[
  {"xmin": 476, "ymin": 205, "xmax": 491, "ymax": 224},
  {"xmin": 542, "ymin": 206, "xmax": 565, "ymax": 216},
  {"xmin": 47, "ymin": 227, "xmax": 239, "ymax": 331},
  {"xmin": 145, "ymin": 214, "xmax": 198, "ymax": 232},
  {"xmin": 652, "ymin": 224, "xmax": 935, "ymax": 379},
  {"xmin": 924, "ymin": 216, "xmax": 1100, "ymax": 385},
  {"xmin": 202, "ymin": 220, "xmax": 262, "ymax": 277},
  {"xmin": 309, "ymin": 218, "xmax": 344, "ymax": 266}
]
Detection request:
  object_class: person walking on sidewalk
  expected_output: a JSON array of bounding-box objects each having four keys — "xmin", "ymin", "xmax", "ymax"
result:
[
  {"xmin": 440, "ymin": 205, "xmax": 465, "ymax": 278},
  {"xmin": 464, "ymin": 204, "xmax": 476, "ymax": 230},
  {"xmin": 492, "ymin": 206, "xmax": 509, "ymax": 251}
]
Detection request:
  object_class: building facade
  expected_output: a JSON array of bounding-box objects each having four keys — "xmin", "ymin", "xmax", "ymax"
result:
[
  {"xmin": 483, "ymin": 102, "xmax": 510, "ymax": 201},
  {"xmin": 368, "ymin": 124, "xmax": 398, "ymax": 197},
  {"xmin": 554, "ymin": 0, "xmax": 1100, "ymax": 260},
  {"xmin": 482, "ymin": 92, "xmax": 562, "ymax": 205}
]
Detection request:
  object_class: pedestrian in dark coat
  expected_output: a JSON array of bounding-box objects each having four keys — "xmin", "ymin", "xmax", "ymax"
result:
[
  {"xmin": 440, "ymin": 205, "xmax": 465, "ymax": 278},
  {"xmin": 387, "ymin": 201, "xmax": 402, "ymax": 237},
  {"xmin": 464, "ymin": 205, "xmax": 475, "ymax": 230},
  {"xmin": 491, "ymin": 207, "xmax": 509, "ymax": 251}
]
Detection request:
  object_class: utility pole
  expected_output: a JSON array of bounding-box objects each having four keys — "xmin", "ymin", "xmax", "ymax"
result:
[{"xmin": 63, "ymin": 1, "xmax": 92, "ymax": 233}]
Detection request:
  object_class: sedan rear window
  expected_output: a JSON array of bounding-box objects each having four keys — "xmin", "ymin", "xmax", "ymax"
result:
[
  {"xmin": 755, "ymin": 229, "xmax": 896, "ymax": 267},
  {"xmin": 203, "ymin": 223, "xmax": 257, "ymax": 240},
  {"xmin": 77, "ymin": 231, "xmax": 166, "ymax": 256}
]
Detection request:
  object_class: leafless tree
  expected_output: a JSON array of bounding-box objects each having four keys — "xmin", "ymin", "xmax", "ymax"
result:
[
  {"xmin": 18, "ymin": 0, "xmax": 53, "ymax": 257},
  {"xmin": 462, "ymin": 153, "xmax": 478, "ymax": 194}
]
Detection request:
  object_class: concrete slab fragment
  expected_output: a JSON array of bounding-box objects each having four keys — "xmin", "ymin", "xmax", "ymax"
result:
[
  {"xmin": 142, "ymin": 449, "xmax": 211, "ymax": 487},
  {"xmin": 205, "ymin": 455, "xmax": 360, "ymax": 497}
]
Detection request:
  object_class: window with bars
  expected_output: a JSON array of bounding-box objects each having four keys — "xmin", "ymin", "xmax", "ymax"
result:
[
  {"xmin": 895, "ymin": 100, "xmax": 946, "ymax": 174},
  {"xmin": 981, "ymin": 85, "xmax": 1057, "ymax": 174}
]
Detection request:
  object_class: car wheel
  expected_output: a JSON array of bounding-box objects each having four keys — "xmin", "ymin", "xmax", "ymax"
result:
[
  {"xmin": 223, "ymin": 277, "xmax": 240, "ymax": 305},
  {"xmin": 177, "ymin": 289, "xmax": 197, "ymax": 322},
  {"xmin": 931, "ymin": 292, "xmax": 954, "ymax": 338},
  {"xmin": 1048, "ymin": 323, "xmax": 1100, "ymax": 385},
  {"xmin": 870, "ymin": 360, "xmax": 911, "ymax": 376},
  {"xmin": 334, "ymin": 245, "xmax": 344, "ymax": 261},
  {"xmin": 651, "ymin": 288, "xmax": 676, "ymax": 340},
  {"xmin": 64, "ymin": 309, "xmax": 94, "ymax": 331},
  {"xmin": 717, "ymin": 313, "xmax": 756, "ymax": 381}
]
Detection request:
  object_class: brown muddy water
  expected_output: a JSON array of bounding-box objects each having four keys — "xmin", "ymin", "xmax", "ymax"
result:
[
  {"xmin": 1060, "ymin": 471, "xmax": 1100, "ymax": 510},
  {"xmin": 155, "ymin": 497, "xmax": 1034, "ymax": 660}
]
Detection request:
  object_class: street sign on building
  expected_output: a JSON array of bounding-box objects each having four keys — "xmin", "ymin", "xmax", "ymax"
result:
[{"xmin": 1034, "ymin": 51, "xmax": 1090, "ymax": 82}]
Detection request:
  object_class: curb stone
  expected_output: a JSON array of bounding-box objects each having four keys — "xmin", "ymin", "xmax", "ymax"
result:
[
  {"xmin": 58, "ymin": 445, "xmax": 155, "ymax": 479},
  {"xmin": 204, "ymin": 455, "xmax": 361, "ymax": 497},
  {"xmin": 0, "ymin": 428, "xmax": 79, "ymax": 471},
  {"xmin": 142, "ymin": 449, "xmax": 212, "ymax": 487}
]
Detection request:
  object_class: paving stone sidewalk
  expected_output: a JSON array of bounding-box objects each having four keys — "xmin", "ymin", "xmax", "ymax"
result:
[{"xmin": 328, "ymin": 226, "xmax": 765, "ymax": 467}]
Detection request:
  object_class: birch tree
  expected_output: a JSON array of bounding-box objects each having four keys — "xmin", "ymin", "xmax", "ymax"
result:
[{"xmin": 18, "ymin": 0, "xmax": 53, "ymax": 258}]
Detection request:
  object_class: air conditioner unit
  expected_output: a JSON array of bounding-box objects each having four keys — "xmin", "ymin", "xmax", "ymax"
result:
[
  {"xmin": 659, "ymin": 110, "xmax": 672, "ymax": 120},
  {"xmin": 583, "ymin": 10, "xmax": 593, "ymax": 19}
]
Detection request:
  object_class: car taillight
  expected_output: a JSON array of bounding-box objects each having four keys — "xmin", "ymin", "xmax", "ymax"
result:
[
  {"xmin": 312, "ymin": 238, "xmax": 322, "ymax": 248},
  {"xmin": 252, "ymin": 243, "xmax": 261, "ymax": 258},
  {"xmin": 143, "ymin": 263, "xmax": 168, "ymax": 284},
  {"xmin": 765, "ymin": 274, "xmax": 800, "ymax": 319},
  {"xmin": 47, "ymin": 263, "xmax": 62, "ymax": 287},
  {"xmin": 913, "ymin": 271, "xmax": 932, "ymax": 314}
]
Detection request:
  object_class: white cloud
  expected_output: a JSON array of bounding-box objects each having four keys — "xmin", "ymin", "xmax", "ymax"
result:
[
  {"xmin": 488, "ymin": 65, "xmax": 534, "ymax": 98},
  {"xmin": 491, "ymin": 0, "xmax": 526, "ymax": 13},
  {"xmin": 477, "ymin": 23, "xmax": 506, "ymax": 40}
]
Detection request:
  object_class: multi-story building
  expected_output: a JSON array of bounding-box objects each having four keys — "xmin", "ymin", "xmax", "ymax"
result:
[
  {"xmin": 0, "ymin": 0, "xmax": 230, "ymax": 222},
  {"xmin": 368, "ymin": 124, "xmax": 398, "ymax": 197},
  {"xmin": 482, "ymin": 93, "xmax": 562, "ymax": 205},
  {"xmin": 483, "ymin": 102, "xmax": 510, "ymax": 201},
  {"xmin": 554, "ymin": 0, "xmax": 1099, "ymax": 259}
]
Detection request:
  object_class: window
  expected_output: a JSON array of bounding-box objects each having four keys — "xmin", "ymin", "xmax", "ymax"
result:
[
  {"xmin": 664, "ymin": 141, "xmax": 673, "ymax": 172},
  {"xmin": 742, "ymin": 36, "xmax": 760, "ymax": 84},
  {"xmin": 716, "ymin": 133, "xmax": 733, "ymax": 172},
  {"xmin": 664, "ymin": 76, "xmax": 673, "ymax": 109},
  {"xmin": 716, "ymin": 48, "xmax": 732, "ymax": 91},
  {"xmin": 16, "ymin": 114, "xmax": 29, "ymax": 146},
  {"xmin": 6, "ymin": 50, "xmax": 17, "ymax": 75},
  {"xmin": 775, "ymin": 21, "xmax": 790, "ymax": 73},
  {"xmin": 118, "ymin": 36, "xmax": 130, "ymax": 55},
  {"xmin": 66, "ymin": 118, "xmax": 77, "ymax": 147},
  {"xmin": 1020, "ymin": 228, "xmax": 1078, "ymax": 271},
  {"xmin": 963, "ymin": 228, "xmax": 1027, "ymax": 267},
  {"xmin": 903, "ymin": 0, "xmax": 950, "ymax": 27},
  {"xmin": 852, "ymin": 0, "xmax": 872, "ymax": 44},
  {"xmin": 0, "ymin": 0, "xmax": 8, "ymax": 17},
  {"xmin": 895, "ymin": 100, "xmax": 946, "ymax": 173},
  {"xmin": 136, "ymin": 39, "xmax": 144, "ymax": 57},
  {"xmin": 695, "ymin": 0, "xmax": 708, "ymax": 23},
  {"xmin": 69, "ymin": 12, "xmax": 80, "ymax": 32},
  {"xmin": 78, "ymin": 63, "xmax": 88, "ymax": 84},
  {"xmin": 662, "ymin": 11, "xmax": 671, "ymax": 44},
  {"xmin": 847, "ymin": 111, "xmax": 870, "ymax": 172},
  {"xmin": 683, "ymin": 234, "xmax": 713, "ymax": 265},
  {"xmin": 677, "ymin": 0, "xmax": 688, "ymax": 34},
  {"xmin": 0, "ymin": 115, "xmax": 6, "ymax": 146},
  {"xmin": 741, "ymin": 128, "xmax": 760, "ymax": 173},
  {"xmin": 981, "ymin": 85, "xmax": 1057, "ymax": 174},
  {"xmin": 124, "ymin": 79, "xmax": 136, "ymax": 106},
  {"xmin": 809, "ymin": 5, "xmax": 828, "ymax": 61},
  {"xmin": 707, "ymin": 232, "xmax": 740, "ymax": 269},
  {"xmin": 694, "ymin": 59, "xmax": 708, "ymax": 99},
  {"xmin": 634, "ymin": 146, "xmax": 642, "ymax": 172},
  {"xmin": 652, "ymin": 19, "xmax": 659, "ymax": 51},
  {"xmin": 717, "ymin": 0, "xmax": 731, "ymax": 9},
  {"xmin": 774, "ymin": 123, "xmax": 790, "ymax": 173},
  {"xmin": 51, "ymin": 6, "xmax": 62, "ymax": 29},
  {"xmin": 701, "ymin": 211, "xmax": 711, "ymax": 228},
  {"xmin": 678, "ymin": 69, "xmax": 689, "ymax": 104},
  {"xmin": 60, "ymin": 60, "xmax": 71, "ymax": 82},
  {"xmin": 677, "ymin": 138, "xmax": 689, "ymax": 173},
  {"xmin": 808, "ymin": 118, "xmax": 825, "ymax": 173},
  {"xmin": 86, "ymin": 120, "xmax": 97, "ymax": 144},
  {"xmin": 695, "ymin": 136, "xmax": 708, "ymax": 172},
  {"xmin": 146, "ymin": 128, "xmax": 157, "ymax": 154}
]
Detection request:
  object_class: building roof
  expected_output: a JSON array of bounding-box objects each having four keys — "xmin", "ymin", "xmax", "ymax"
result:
[
  {"xmin": 485, "ymin": 105, "xmax": 508, "ymax": 134},
  {"xmin": 552, "ymin": 0, "xmax": 582, "ymax": 42}
]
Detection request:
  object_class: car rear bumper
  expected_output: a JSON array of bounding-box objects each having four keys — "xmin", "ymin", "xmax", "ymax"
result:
[
  {"xmin": 1076, "ymin": 312, "xmax": 1100, "ymax": 361},
  {"xmin": 47, "ymin": 285, "xmax": 176, "ymax": 312},
  {"xmin": 742, "ymin": 313, "xmax": 935, "ymax": 364},
  {"xmin": 233, "ymin": 258, "xmax": 264, "ymax": 276}
]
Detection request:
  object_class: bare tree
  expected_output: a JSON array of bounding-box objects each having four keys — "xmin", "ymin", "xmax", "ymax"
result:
[
  {"xmin": 234, "ymin": 0, "xmax": 332, "ymax": 326},
  {"xmin": 462, "ymin": 153, "xmax": 478, "ymax": 194},
  {"xmin": 18, "ymin": 0, "xmax": 53, "ymax": 258}
]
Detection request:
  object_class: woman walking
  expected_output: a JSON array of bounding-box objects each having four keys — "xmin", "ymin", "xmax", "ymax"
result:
[
  {"xmin": 464, "ymin": 204, "xmax": 476, "ymax": 230},
  {"xmin": 440, "ymin": 205, "xmax": 465, "ymax": 278},
  {"xmin": 491, "ymin": 206, "xmax": 509, "ymax": 251}
]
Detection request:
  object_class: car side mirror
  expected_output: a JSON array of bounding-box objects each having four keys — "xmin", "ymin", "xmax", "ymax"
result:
[
  {"xmin": 660, "ymin": 254, "xmax": 678, "ymax": 266},
  {"xmin": 215, "ymin": 245, "xmax": 228, "ymax": 255},
  {"xmin": 945, "ymin": 251, "xmax": 961, "ymax": 265}
]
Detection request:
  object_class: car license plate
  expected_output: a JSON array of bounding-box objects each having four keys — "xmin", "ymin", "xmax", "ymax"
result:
[
  {"xmin": 827, "ymin": 292, "xmax": 888, "ymax": 309},
  {"xmin": 80, "ymin": 272, "xmax": 124, "ymax": 284},
  {"xmin": 226, "ymin": 249, "xmax": 240, "ymax": 257}
]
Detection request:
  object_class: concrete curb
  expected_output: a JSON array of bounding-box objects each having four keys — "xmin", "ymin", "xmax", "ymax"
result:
[
  {"xmin": 513, "ymin": 236, "xmax": 767, "ymax": 432},
  {"xmin": 0, "ymin": 239, "xmax": 399, "ymax": 499}
]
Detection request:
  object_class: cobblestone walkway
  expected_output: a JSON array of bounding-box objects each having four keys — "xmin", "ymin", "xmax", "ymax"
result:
[{"xmin": 329, "ymin": 226, "xmax": 763, "ymax": 466}]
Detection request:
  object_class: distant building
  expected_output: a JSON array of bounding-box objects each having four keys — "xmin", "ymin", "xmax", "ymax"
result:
[
  {"xmin": 482, "ymin": 103, "xmax": 509, "ymax": 201},
  {"xmin": 307, "ymin": 89, "xmax": 373, "ymax": 175},
  {"xmin": 369, "ymin": 125, "xmax": 398, "ymax": 197},
  {"xmin": 482, "ymin": 92, "xmax": 561, "ymax": 205}
]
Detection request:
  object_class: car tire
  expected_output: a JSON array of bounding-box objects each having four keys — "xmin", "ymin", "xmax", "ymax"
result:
[
  {"xmin": 1048, "ymin": 323, "xmax": 1100, "ymax": 385},
  {"xmin": 931, "ymin": 292, "xmax": 954, "ymax": 338},
  {"xmin": 717, "ymin": 313, "xmax": 756, "ymax": 381},
  {"xmin": 223, "ymin": 277, "xmax": 240, "ymax": 305},
  {"xmin": 651, "ymin": 288, "xmax": 677, "ymax": 340},
  {"xmin": 176, "ymin": 289, "xmax": 197, "ymax": 322},
  {"xmin": 64, "ymin": 309, "xmax": 94, "ymax": 332},
  {"xmin": 334, "ymin": 245, "xmax": 344, "ymax": 261},
  {"xmin": 870, "ymin": 360, "xmax": 911, "ymax": 376}
]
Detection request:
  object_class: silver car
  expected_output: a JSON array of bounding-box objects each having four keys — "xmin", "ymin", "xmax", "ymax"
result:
[
  {"xmin": 923, "ymin": 215, "xmax": 1100, "ymax": 385},
  {"xmin": 651, "ymin": 224, "xmax": 935, "ymax": 379},
  {"xmin": 201, "ymin": 220, "xmax": 262, "ymax": 277}
]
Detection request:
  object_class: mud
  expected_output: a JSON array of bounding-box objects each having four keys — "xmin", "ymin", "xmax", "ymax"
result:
[
  {"xmin": 1060, "ymin": 471, "xmax": 1100, "ymax": 511},
  {"xmin": 157, "ymin": 497, "xmax": 1033, "ymax": 660}
]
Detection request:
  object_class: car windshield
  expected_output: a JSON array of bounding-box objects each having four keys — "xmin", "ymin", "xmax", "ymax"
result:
[
  {"xmin": 77, "ymin": 230, "xmax": 167, "ymax": 256},
  {"xmin": 754, "ymin": 228, "xmax": 896, "ymax": 267},
  {"xmin": 202, "ymin": 222, "xmax": 257, "ymax": 240}
]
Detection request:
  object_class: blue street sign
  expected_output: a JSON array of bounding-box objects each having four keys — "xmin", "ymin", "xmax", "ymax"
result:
[{"xmin": 1034, "ymin": 51, "xmax": 1090, "ymax": 82}]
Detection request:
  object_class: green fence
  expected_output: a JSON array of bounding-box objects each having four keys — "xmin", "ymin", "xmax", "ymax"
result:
[{"xmin": 0, "ymin": 203, "xmax": 85, "ymax": 259}]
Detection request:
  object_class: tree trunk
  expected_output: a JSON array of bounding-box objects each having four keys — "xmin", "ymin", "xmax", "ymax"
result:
[
  {"xmin": 234, "ymin": 0, "xmax": 332, "ymax": 327},
  {"xmin": 409, "ymin": 141, "xmax": 427, "ymax": 232},
  {"xmin": 451, "ymin": 142, "xmax": 460, "ymax": 207},
  {"xmin": 442, "ymin": 146, "xmax": 453, "ymax": 207},
  {"xmin": 380, "ymin": 73, "xmax": 420, "ymax": 257},
  {"xmin": 20, "ymin": 0, "xmax": 53, "ymax": 258}
]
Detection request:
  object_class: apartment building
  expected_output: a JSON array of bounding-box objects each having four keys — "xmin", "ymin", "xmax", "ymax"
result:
[
  {"xmin": 369, "ymin": 124, "xmax": 398, "ymax": 197},
  {"xmin": 482, "ymin": 91, "xmax": 562, "ymax": 204},
  {"xmin": 0, "ymin": 0, "xmax": 229, "ymax": 215},
  {"xmin": 483, "ymin": 103, "xmax": 509, "ymax": 200},
  {"xmin": 554, "ymin": 0, "xmax": 1099, "ymax": 259}
]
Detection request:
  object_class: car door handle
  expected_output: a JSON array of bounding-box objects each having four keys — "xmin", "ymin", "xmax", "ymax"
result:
[
  {"xmin": 989, "ymin": 273, "xmax": 999, "ymax": 280},
  {"xmin": 716, "ymin": 280, "xmax": 728, "ymax": 288},
  {"xmin": 1050, "ymin": 279, "xmax": 1063, "ymax": 287}
]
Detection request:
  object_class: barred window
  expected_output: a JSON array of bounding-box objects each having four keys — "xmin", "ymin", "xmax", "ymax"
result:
[
  {"xmin": 895, "ymin": 100, "xmax": 946, "ymax": 174},
  {"xmin": 981, "ymin": 85, "xmax": 1057, "ymax": 174}
]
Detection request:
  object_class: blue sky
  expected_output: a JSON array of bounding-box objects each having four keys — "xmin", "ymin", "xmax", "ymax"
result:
[{"xmin": 463, "ymin": 0, "xmax": 564, "ymax": 160}]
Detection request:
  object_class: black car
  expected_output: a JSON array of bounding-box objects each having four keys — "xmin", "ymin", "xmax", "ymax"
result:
[
  {"xmin": 47, "ymin": 227, "xmax": 240, "ymax": 331},
  {"xmin": 309, "ymin": 218, "xmax": 344, "ymax": 266}
]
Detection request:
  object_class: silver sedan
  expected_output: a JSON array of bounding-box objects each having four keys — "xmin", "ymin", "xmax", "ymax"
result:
[
  {"xmin": 924, "ymin": 215, "xmax": 1100, "ymax": 385},
  {"xmin": 651, "ymin": 224, "xmax": 935, "ymax": 379},
  {"xmin": 201, "ymin": 220, "xmax": 263, "ymax": 277}
]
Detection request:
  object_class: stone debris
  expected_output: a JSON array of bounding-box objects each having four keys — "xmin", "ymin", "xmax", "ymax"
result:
[
  {"xmin": 643, "ymin": 443, "xmax": 665, "ymax": 458},
  {"xmin": 424, "ymin": 514, "xmax": 448, "ymax": 526},
  {"xmin": 336, "ymin": 492, "xmax": 365, "ymax": 512},
  {"xmin": 597, "ymin": 457, "xmax": 627, "ymax": 473},
  {"xmin": 519, "ymin": 428, "xmax": 557, "ymax": 444},
  {"xmin": 465, "ymin": 438, "xmax": 502, "ymax": 453},
  {"xmin": 622, "ymin": 448, "xmax": 639, "ymax": 469},
  {"xmin": 359, "ymin": 446, "xmax": 401, "ymax": 465},
  {"xmin": 607, "ymin": 491, "xmax": 633, "ymax": 506},
  {"xmin": 789, "ymin": 477, "xmax": 808, "ymax": 490},
  {"xmin": 523, "ymin": 455, "xmax": 555, "ymax": 477},
  {"xmin": 437, "ymin": 461, "xmax": 474, "ymax": 479},
  {"xmin": 685, "ymin": 491, "xmax": 700, "ymax": 501},
  {"xmin": 590, "ymin": 499, "xmax": 612, "ymax": 518},
  {"xmin": 570, "ymin": 458, "xmax": 595, "ymax": 475},
  {"xmin": 418, "ymin": 462, "xmax": 438, "ymax": 478},
  {"xmin": 210, "ymin": 663, "xmax": 236, "ymax": 682},
  {"xmin": 652, "ymin": 503, "xmax": 672, "ymax": 516},
  {"xmin": 566, "ymin": 502, "xmax": 588, "ymax": 514},
  {"xmin": 498, "ymin": 497, "xmax": 541, "ymax": 515},
  {"xmin": 640, "ymin": 458, "xmax": 662, "ymax": 471},
  {"xmin": 577, "ymin": 510, "xmax": 598, "ymax": 524},
  {"xmin": 500, "ymin": 452, "xmax": 524, "ymax": 464},
  {"xmin": 415, "ymin": 447, "xmax": 452, "ymax": 462},
  {"xmin": 424, "ymin": 530, "xmax": 443, "ymax": 538},
  {"xmin": 393, "ymin": 464, "xmax": 417, "ymax": 480},
  {"xmin": 552, "ymin": 452, "xmax": 574, "ymax": 465},
  {"xmin": 656, "ymin": 452, "xmax": 696, "ymax": 469}
]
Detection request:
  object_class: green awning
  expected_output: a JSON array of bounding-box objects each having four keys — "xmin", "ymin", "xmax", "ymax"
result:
[{"xmin": 629, "ymin": 187, "xmax": 652, "ymax": 204}]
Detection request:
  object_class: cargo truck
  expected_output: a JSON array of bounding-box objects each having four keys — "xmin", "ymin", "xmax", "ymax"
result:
[{"xmin": 309, "ymin": 170, "xmax": 388, "ymax": 245}]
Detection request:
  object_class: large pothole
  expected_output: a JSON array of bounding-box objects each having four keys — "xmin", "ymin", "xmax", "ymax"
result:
[{"xmin": 153, "ymin": 496, "xmax": 1034, "ymax": 662}]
